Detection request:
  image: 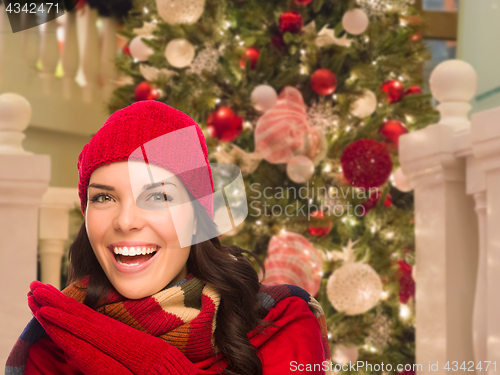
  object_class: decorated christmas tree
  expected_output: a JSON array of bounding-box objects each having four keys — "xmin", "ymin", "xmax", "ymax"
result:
[{"xmin": 104, "ymin": 0, "xmax": 439, "ymax": 371}]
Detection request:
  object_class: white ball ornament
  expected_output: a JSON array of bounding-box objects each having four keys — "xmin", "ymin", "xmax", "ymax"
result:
[
  {"xmin": 251, "ymin": 85, "xmax": 278, "ymax": 113},
  {"xmin": 351, "ymin": 89, "xmax": 377, "ymax": 118},
  {"xmin": 156, "ymin": 0, "xmax": 206, "ymax": 25},
  {"xmin": 287, "ymin": 156, "xmax": 315, "ymax": 183},
  {"xmin": 129, "ymin": 36, "xmax": 154, "ymax": 62},
  {"xmin": 165, "ymin": 39, "xmax": 195, "ymax": 68},
  {"xmin": 331, "ymin": 344, "xmax": 359, "ymax": 365},
  {"xmin": 342, "ymin": 9, "xmax": 369, "ymax": 35},
  {"xmin": 327, "ymin": 262, "xmax": 382, "ymax": 315},
  {"xmin": 393, "ymin": 167, "xmax": 412, "ymax": 192}
]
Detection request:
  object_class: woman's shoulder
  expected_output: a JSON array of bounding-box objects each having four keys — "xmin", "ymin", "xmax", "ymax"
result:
[{"xmin": 25, "ymin": 334, "xmax": 83, "ymax": 375}]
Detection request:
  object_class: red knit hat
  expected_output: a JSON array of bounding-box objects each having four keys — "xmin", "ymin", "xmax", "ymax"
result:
[{"xmin": 77, "ymin": 100, "xmax": 214, "ymax": 220}]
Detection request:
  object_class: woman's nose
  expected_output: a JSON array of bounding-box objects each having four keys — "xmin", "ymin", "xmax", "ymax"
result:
[{"xmin": 113, "ymin": 198, "xmax": 145, "ymax": 232}]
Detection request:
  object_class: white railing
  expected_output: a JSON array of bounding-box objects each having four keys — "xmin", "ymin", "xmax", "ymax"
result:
[
  {"xmin": 400, "ymin": 59, "xmax": 499, "ymax": 375},
  {"xmin": 0, "ymin": 3, "xmax": 126, "ymax": 135}
]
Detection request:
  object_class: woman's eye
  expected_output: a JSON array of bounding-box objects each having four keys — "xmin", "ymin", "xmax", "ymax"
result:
[
  {"xmin": 90, "ymin": 193, "xmax": 114, "ymax": 203},
  {"xmin": 148, "ymin": 192, "xmax": 173, "ymax": 202}
]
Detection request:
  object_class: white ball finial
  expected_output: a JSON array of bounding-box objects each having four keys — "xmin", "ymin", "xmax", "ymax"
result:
[
  {"xmin": 429, "ymin": 59, "xmax": 478, "ymax": 103},
  {"xmin": 0, "ymin": 93, "xmax": 32, "ymax": 154}
]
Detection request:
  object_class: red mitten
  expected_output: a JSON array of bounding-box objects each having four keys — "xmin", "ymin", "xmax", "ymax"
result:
[{"xmin": 28, "ymin": 281, "xmax": 198, "ymax": 375}]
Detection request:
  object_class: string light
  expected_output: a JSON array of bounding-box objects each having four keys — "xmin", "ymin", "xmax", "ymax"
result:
[
  {"xmin": 216, "ymin": 146, "xmax": 221, "ymax": 152},
  {"xmin": 143, "ymin": 6, "xmax": 148, "ymax": 13},
  {"xmin": 346, "ymin": 126, "xmax": 351, "ymax": 132},
  {"xmin": 399, "ymin": 304, "xmax": 411, "ymax": 319},
  {"xmin": 239, "ymin": 41, "xmax": 244, "ymax": 46},
  {"xmin": 380, "ymin": 290, "xmax": 389, "ymax": 300},
  {"xmin": 235, "ymin": 35, "xmax": 241, "ymax": 40},
  {"xmin": 215, "ymin": 98, "xmax": 221, "ymax": 104},
  {"xmin": 386, "ymin": 232, "xmax": 394, "ymax": 239},
  {"xmin": 323, "ymin": 164, "xmax": 332, "ymax": 173},
  {"xmin": 332, "ymin": 94, "xmax": 338, "ymax": 100},
  {"xmin": 256, "ymin": 220, "xmax": 262, "ymax": 225},
  {"xmin": 339, "ymin": 166, "xmax": 343, "ymax": 172},
  {"xmin": 372, "ymin": 61, "xmax": 377, "ymax": 65},
  {"xmin": 371, "ymin": 225, "xmax": 376, "ymax": 234}
]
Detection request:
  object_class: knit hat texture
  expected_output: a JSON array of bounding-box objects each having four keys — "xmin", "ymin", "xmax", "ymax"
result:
[{"xmin": 77, "ymin": 100, "xmax": 214, "ymax": 219}]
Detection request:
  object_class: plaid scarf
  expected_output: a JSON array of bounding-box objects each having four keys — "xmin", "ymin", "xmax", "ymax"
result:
[{"xmin": 6, "ymin": 273, "xmax": 331, "ymax": 374}]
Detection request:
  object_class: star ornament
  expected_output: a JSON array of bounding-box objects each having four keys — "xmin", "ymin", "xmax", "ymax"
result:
[{"xmin": 342, "ymin": 238, "xmax": 360, "ymax": 263}]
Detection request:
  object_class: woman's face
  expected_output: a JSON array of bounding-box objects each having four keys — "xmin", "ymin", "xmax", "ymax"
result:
[{"xmin": 85, "ymin": 160, "xmax": 197, "ymax": 299}]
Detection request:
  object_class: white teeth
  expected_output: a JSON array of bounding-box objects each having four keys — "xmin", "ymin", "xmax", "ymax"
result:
[
  {"xmin": 117, "ymin": 259, "xmax": 140, "ymax": 267},
  {"xmin": 113, "ymin": 246, "xmax": 158, "ymax": 256}
]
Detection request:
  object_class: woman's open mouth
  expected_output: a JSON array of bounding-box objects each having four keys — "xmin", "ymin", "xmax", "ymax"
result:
[{"xmin": 107, "ymin": 245, "xmax": 161, "ymax": 273}]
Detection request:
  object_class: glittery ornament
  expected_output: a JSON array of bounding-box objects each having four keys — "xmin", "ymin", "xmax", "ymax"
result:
[
  {"xmin": 340, "ymin": 139, "xmax": 393, "ymax": 189},
  {"xmin": 327, "ymin": 261, "xmax": 383, "ymax": 315},
  {"xmin": 356, "ymin": 0, "xmax": 415, "ymax": 17},
  {"xmin": 382, "ymin": 80, "xmax": 404, "ymax": 103},
  {"xmin": 307, "ymin": 97, "xmax": 339, "ymax": 134},
  {"xmin": 364, "ymin": 307, "xmax": 393, "ymax": 349},
  {"xmin": 156, "ymin": 0, "xmax": 206, "ymax": 25},
  {"xmin": 188, "ymin": 42, "xmax": 221, "ymax": 76},
  {"xmin": 397, "ymin": 260, "xmax": 415, "ymax": 303},
  {"xmin": 279, "ymin": 11, "xmax": 304, "ymax": 34},
  {"xmin": 311, "ymin": 69, "xmax": 337, "ymax": 95}
]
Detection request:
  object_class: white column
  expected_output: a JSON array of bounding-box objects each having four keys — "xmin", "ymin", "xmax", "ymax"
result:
[
  {"xmin": 399, "ymin": 60, "xmax": 479, "ymax": 375},
  {"xmin": 0, "ymin": 93, "xmax": 50, "ymax": 368},
  {"xmin": 471, "ymin": 106, "xmax": 500, "ymax": 373},
  {"xmin": 39, "ymin": 188, "xmax": 80, "ymax": 290}
]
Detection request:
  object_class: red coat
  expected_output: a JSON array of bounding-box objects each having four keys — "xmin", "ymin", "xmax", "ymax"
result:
[{"xmin": 25, "ymin": 296, "xmax": 330, "ymax": 374}]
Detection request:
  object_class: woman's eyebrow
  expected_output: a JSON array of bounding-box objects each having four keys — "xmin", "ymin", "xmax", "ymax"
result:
[{"xmin": 88, "ymin": 183, "xmax": 114, "ymax": 191}]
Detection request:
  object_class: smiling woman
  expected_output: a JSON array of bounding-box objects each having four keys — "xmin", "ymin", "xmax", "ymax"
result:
[{"xmin": 5, "ymin": 100, "xmax": 331, "ymax": 375}]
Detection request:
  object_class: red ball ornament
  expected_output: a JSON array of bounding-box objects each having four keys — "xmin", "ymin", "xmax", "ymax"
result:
[
  {"xmin": 404, "ymin": 85, "xmax": 422, "ymax": 96},
  {"xmin": 279, "ymin": 11, "xmax": 304, "ymax": 34},
  {"xmin": 340, "ymin": 139, "xmax": 393, "ymax": 189},
  {"xmin": 122, "ymin": 44, "xmax": 131, "ymax": 56},
  {"xmin": 134, "ymin": 82, "xmax": 159, "ymax": 101},
  {"xmin": 311, "ymin": 69, "xmax": 337, "ymax": 96},
  {"xmin": 295, "ymin": 0, "xmax": 313, "ymax": 4},
  {"xmin": 207, "ymin": 106, "xmax": 243, "ymax": 142},
  {"xmin": 239, "ymin": 47, "xmax": 260, "ymax": 69},
  {"xmin": 307, "ymin": 210, "xmax": 333, "ymax": 237},
  {"xmin": 380, "ymin": 120, "xmax": 408, "ymax": 147},
  {"xmin": 382, "ymin": 80, "xmax": 404, "ymax": 103}
]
